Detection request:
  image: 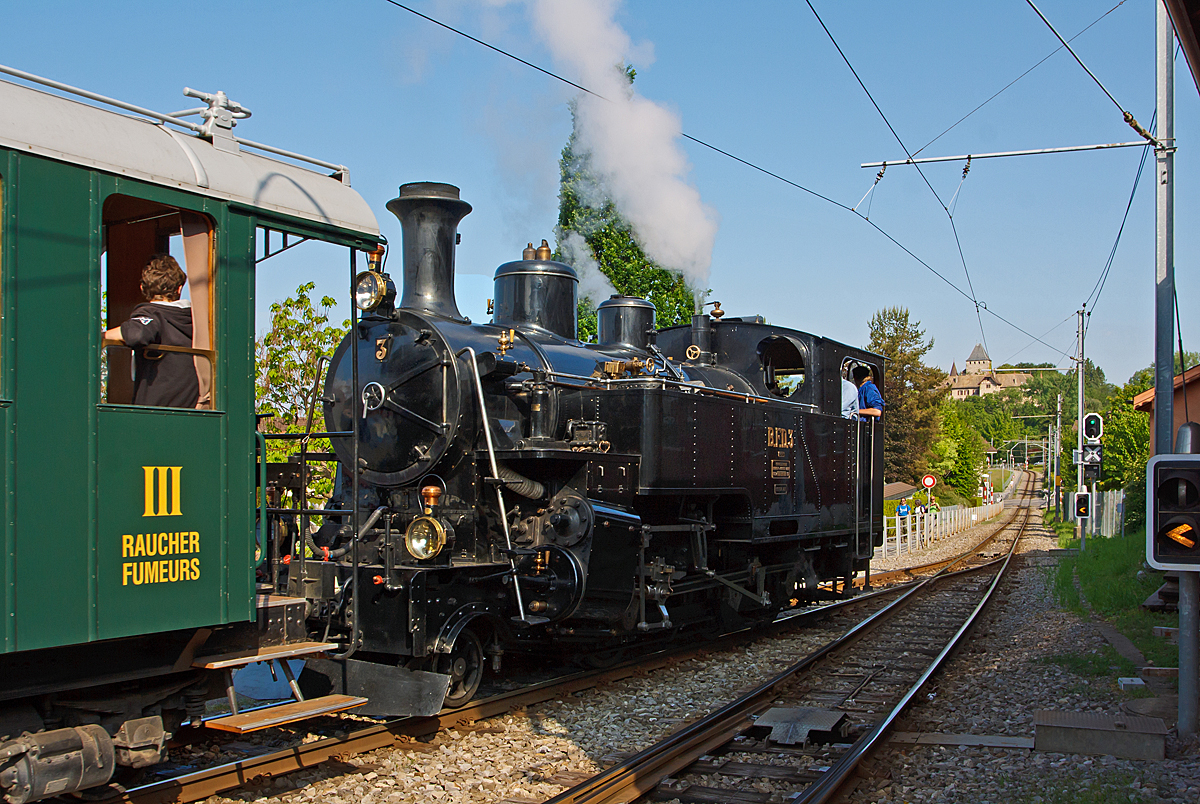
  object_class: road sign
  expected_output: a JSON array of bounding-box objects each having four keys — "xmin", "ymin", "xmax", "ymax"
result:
[
  {"xmin": 921, "ymin": 474, "xmax": 937, "ymax": 489},
  {"xmin": 1082, "ymin": 444, "xmax": 1103, "ymax": 464}
]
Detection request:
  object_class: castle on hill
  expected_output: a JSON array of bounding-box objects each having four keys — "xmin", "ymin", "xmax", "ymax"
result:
[{"xmin": 943, "ymin": 344, "xmax": 1031, "ymax": 399}]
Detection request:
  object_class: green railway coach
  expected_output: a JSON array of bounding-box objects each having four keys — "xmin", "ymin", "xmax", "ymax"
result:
[{"xmin": 0, "ymin": 69, "xmax": 380, "ymax": 802}]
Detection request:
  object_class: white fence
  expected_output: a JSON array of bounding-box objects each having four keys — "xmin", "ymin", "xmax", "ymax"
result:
[
  {"xmin": 1066, "ymin": 488, "xmax": 1126, "ymax": 539},
  {"xmin": 875, "ymin": 501, "xmax": 1005, "ymax": 559}
]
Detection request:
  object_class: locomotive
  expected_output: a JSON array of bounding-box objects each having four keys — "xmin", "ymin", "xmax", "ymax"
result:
[
  {"xmin": 0, "ymin": 64, "xmax": 881, "ymax": 803},
  {"xmin": 285, "ymin": 182, "xmax": 885, "ymax": 711}
]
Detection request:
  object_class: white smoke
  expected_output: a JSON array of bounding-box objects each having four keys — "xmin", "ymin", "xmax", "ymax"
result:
[
  {"xmin": 524, "ymin": 0, "xmax": 719, "ymax": 298},
  {"xmin": 558, "ymin": 229, "xmax": 617, "ymax": 304}
]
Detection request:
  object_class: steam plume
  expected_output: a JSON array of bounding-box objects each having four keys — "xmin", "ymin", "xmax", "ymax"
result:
[
  {"xmin": 557, "ymin": 229, "xmax": 616, "ymax": 303},
  {"xmin": 525, "ymin": 0, "xmax": 719, "ymax": 295}
]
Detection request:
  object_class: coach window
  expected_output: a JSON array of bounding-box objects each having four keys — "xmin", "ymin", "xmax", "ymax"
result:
[
  {"xmin": 758, "ymin": 335, "xmax": 807, "ymax": 400},
  {"xmin": 100, "ymin": 195, "xmax": 215, "ymax": 409}
]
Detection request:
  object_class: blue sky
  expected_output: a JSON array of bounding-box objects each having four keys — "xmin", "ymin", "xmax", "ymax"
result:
[{"xmin": 3, "ymin": 0, "xmax": 1195, "ymax": 385}]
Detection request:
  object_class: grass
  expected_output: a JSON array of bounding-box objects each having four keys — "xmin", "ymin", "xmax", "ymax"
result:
[
  {"xmin": 1047, "ymin": 522, "xmax": 1179, "ymax": 673},
  {"xmin": 1005, "ymin": 771, "xmax": 1158, "ymax": 804},
  {"xmin": 1035, "ymin": 643, "xmax": 1136, "ymax": 678}
]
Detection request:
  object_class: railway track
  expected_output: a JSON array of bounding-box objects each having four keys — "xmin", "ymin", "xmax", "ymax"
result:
[
  {"xmin": 545, "ymin": 484, "xmax": 1033, "ymax": 804},
  {"xmin": 103, "ymin": 483, "xmax": 1028, "ymax": 804}
]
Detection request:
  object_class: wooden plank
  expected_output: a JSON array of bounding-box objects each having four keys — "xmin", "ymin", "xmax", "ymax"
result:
[
  {"xmin": 889, "ymin": 732, "xmax": 1034, "ymax": 749},
  {"xmin": 192, "ymin": 641, "xmax": 339, "ymax": 669},
  {"xmin": 205, "ymin": 695, "xmax": 367, "ymax": 733}
]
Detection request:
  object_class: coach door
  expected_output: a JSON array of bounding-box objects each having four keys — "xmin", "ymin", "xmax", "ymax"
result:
[{"xmin": 94, "ymin": 194, "xmax": 229, "ymax": 640}]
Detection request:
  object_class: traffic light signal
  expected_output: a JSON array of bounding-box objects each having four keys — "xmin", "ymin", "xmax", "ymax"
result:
[
  {"xmin": 1074, "ymin": 491, "xmax": 1090, "ymax": 520},
  {"xmin": 1084, "ymin": 412, "xmax": 1103, "ymax": 442},
  {"xmin": 1146, "ymin": 454, "xmax": 1200, "ymax": 570}
]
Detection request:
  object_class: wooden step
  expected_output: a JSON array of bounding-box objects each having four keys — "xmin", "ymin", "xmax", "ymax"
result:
[
  {"xmin": 192, "ymin": 641, "xmax": 339, "ymax": 669},
  {"xmin": 204, "ymin": 694, "xmax": 367, "ymax": 733}
]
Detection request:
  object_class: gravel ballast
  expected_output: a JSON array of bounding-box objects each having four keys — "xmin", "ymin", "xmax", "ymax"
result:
[{"xmin": 197, "ymin": 503, "xmax": 1200, "ymax": 804}]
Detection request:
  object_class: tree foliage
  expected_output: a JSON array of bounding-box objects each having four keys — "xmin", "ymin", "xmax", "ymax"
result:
[
  {"xmin": 930, "ymin": 399, "xmax": 987, "ymax": 500},
  {"xmin": 555, "ymin": 69, "xmax": 696, "ymax": 341},
  {"xmin": 867, "ymin": 307, "xmax": 947, "ymax": 483},
  {"xmin": 256, "ymin": 282, "xmax": 347, "ymax": 472}
]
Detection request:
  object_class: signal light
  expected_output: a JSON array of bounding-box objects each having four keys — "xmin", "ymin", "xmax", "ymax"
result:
[
  {"xmin": 1083, "ymin": 412, "xmax": 1104, "ymax": 442},
  {"xmin": 1074, "ymin": 491, "xmax": 1090, "ymax": 520},
  {"xmin": 1146, "ymin": 454, "xmax": 1200, "ymax": 570}
]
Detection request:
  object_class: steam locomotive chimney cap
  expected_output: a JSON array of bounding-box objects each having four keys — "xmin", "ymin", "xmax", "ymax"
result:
[{"xmin": 395, "ymin": 181, "xmax": 468, "ymax": 202}]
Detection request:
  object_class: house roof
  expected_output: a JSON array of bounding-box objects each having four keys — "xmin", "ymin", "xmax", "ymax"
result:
[
  {"xmin": 943, "ymin": 371, "xmax": 1030, "ymax": 391},
  {"xmin": 884, "ymin": 482, "xmax": 920, "ymax": 500},
  {"xmin": 1133, "ymin": 364, "xmax": 1200, "ymax": 412},
  {"xmin": 1166, "ymin": 1, "xmax": 1200, "ymax": 96},
  {"xmin": 966, "ymin": 343, "xmax": 990, "ymax": 363},
  {"xmin": 949, "ymin": 362, "xmax": 958, "ymax": 377}
]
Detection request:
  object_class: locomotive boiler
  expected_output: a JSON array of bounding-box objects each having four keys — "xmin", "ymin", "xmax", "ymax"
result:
[{"xmin": 286, "ymin": 182, "xmax": 884, "ymax": 711}]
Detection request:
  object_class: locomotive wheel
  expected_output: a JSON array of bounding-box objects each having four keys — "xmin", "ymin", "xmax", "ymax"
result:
[{"xmin": 436, "ymin": 629, "xmax": 484, "ymax": 708}]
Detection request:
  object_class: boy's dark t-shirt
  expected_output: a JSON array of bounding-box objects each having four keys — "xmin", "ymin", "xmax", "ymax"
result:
[{"xmin": 120, "ymin": 301, "xmax": 199, "ymax": 408}]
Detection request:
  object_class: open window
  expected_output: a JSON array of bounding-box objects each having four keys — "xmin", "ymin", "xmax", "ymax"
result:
[
  {"xmin": 758, "ymin": 335, "xmax": 808, "ymax": 400},
  {"xmin": 101, "ymin": 196, "xmax": 215, "ymax": 408}
]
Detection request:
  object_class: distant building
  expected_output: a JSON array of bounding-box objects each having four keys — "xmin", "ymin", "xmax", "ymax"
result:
[{"xmin": 943, "ymin": 344, "xmax": 1031, "ymax": 399}]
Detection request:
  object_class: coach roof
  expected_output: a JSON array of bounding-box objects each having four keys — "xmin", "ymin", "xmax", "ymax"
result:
[{"xmin": 0, "ymin": 76, "xmax": 379, "ymax": 238}]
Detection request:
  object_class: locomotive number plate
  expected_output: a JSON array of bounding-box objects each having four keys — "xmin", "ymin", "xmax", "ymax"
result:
[{"xmin": 771, "ymin": 460, "xmax": 792, "ymax": 479}]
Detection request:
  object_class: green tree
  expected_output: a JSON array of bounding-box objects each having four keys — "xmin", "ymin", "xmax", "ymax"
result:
[
  {"xmin": 555, "ymin": 69, "xmax": 696, "ymax": 341},
  {"xmin": 933, "ymin": 399, "xmax": 987, "ymax": 500},
  {"xmin": 867, "ymin": 307, "xmax": 947, "ymax": 483},
  {"xmin": 256, "ymin": 283, "xmax": 348, "ymax": 506},
  {"xmin": 1100, "ymin": 369, "xmax": 1153, "ymax": 527}
]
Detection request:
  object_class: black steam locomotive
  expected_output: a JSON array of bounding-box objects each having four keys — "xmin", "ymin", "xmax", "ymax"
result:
[{"xmin": 282, "ymin": 182, "xmax": 884, "ymax": 712}]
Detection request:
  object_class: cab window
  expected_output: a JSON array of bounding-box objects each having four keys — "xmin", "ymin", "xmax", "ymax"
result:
[
  {"xmin": 101, "ymin": 195, "xmax": 215, "ymax": 408},
  {"xmin": 758, "ymin": 336, "xmax": 807, "ymax": 399}
]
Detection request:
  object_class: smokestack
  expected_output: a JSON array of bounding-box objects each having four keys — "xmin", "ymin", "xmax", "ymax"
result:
[{"xmin": 385, "ymin": 182, "xmax": 472, "ymax": 320}]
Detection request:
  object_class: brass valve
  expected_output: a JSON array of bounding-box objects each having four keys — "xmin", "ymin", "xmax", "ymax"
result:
[{"xmin": 498, "ymin": 329, "xmax": 515, "ymax": 356}]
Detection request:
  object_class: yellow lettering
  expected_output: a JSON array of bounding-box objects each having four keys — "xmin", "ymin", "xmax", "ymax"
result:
[
  {"xmin": 190, "ymin": 532, "xmax": 199, "ymax": 553},
  {"xmin": 132, "ymin": 562, "xmax": 143, "ymax": 585},
  {"xmin": 122, "ymin": 563, "xmax": 133, "ymax": 586},
  {"xmin": 142, "ymin": 466, "xmax": 183, "ymax": 517},
  {"xmin": 168, "ymin": 532, "xmax": 179, "ymax": 555},
  {"xmin": 159, "ymin": 532, "xmax": 169, "ymax": 556},
  {"xmin": 146, "ymin": 561, "xmax": 159, "ymax": 584},
  {"xmin": 191, "ymin": 557, "xmax": 200, "ymax": 580},
  {"xmin": 168, "ymin": 559, "xmax": 180, "ymax": 583},
  {"xmin": 134, "ymin": 534, "xmax": 145, "ymax": 557},
  {"xmin": 171, "ymin": 468, "xmax": 182, "ymax": 516},
  {"xmin": 143, "ymin": 467, "xmax": 156, "ymax": 516},
  {"xmin": 122, "ymin": 534, "xmax": 133, "ymax": 558},
  {"xmin": 159, "ymin": 559, "xmax": 169, "ymax": 582}
]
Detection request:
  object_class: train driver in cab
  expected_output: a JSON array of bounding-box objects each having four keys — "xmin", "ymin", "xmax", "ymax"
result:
[
  {"xmin": 103, "ymin": 255, "xmax": 200, "ymax": 408},
  {"xmin": 852, "ymin": 365, "xmax": 884, "ymax": 419}
]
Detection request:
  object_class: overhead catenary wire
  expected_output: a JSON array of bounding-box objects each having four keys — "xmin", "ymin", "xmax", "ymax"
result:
[
  {"xmin": 804, "ymin": 0, "xmax": 989, "ymax": 356},
  {"xmin": 914, "ymin": 0, "xmax": 1129, "ymax": 158},
  {"xmin": 1083, "ymin": 114, "xmax": 1155, "ymax": 322},
  {"xmin": 382, "ymin": 0, "xmax": 1070, "ymax": 363},
  {"xmin": 1024, "ymin": 0, "xmax": 1159, "ymax": 147}
]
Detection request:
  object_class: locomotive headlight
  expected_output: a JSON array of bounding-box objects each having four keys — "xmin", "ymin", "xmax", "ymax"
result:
[
  {"xmin": 355, "ymin": 270, "xmax": 386, "ymax": 311},
  {"xmin": 405, "ymin": 516, "xmax": 446, "ymax": 560}
]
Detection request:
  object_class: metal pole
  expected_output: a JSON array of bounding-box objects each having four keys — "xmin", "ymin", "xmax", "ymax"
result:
[
  {"xmin": 1055, "ymin": 394, "xmax": 1062, "ymax": 519},
  {"xmin": 1158, "ymin": 0, "xmax": 1196, "ymax": 740},
  {"xmin": 1077, "ymin": 307, "xmax": 1086, "ymax": 550}
]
